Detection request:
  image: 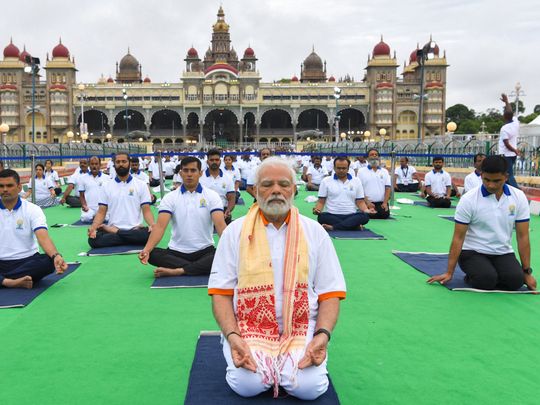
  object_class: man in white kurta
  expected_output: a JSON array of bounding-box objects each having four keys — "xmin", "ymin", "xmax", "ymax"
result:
[{"xmin": 208, "ymin": 157, "xmax": 346, "ymax": 400}]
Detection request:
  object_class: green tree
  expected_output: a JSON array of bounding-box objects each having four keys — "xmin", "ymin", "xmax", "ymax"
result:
[
  {"xmin": 510, "ymin": 100, "xmax": 525, "ymax": 114},
  {"xmin": 455, "ymin": 119, "xmax": 480, "ymax": 134},
  {"xmin": 519, "ymin": 113, "xmax": 539, "ymax": 124},
  {"xmin": 446, "ymin": 104, "xmax": 475, "ymax": 124}
]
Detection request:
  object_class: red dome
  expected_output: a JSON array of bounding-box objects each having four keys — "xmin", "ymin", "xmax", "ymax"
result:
[
  {"xmin": 3, "ymin": 40, "xmax": 20, "ymax": 58},
  {"xmin": 143, "ymin": 76, "xmax": 151, "ymax": 83},
  {"xmin": 409, "ymin": 49, "xmax": 418, "ymax": 63},
  {"xmin": 107, "ymin": 77, "xmax": 114, "ymax": 83},
  {"xmin": 52, "ymin": 40, "xmax": 70, "ymax": 58},
  {"xmin": 328, "ymin": 76, "xmax": 336, "ymax": 82},
  {"xmin": 244, "ymin": 47, "xmax": 255, "ymax": 57},
  {"xmin": 187, "ymin": 47, "xmax": 198, "ymax": 57},
  {"xmin": 291, "ymin": 75, "xmax": 299, "ymax": 82},
  {"xmin": 19, "ymin": 48, "xmax": 30, "ymax": 63},
  {"xmin": 373, "ymin": 40, "xmax": 390, "ymax": 57}
]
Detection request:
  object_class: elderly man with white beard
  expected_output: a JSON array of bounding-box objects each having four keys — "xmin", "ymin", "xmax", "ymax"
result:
[{"xmin": 208, "ymin": 157, "xmax": 346, "ymax": 400}]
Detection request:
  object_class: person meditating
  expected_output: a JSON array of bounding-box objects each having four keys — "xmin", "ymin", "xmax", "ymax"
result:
[
  {"xmin": 306, "ymin": 155, "xmax": 328, "ymax": 191},
  {"xmin": 423, "ymin": 157, "xmax": 452, "ymax": 208},
  {"xmin": 208, "ymin": 157, "xmax": 346, "ymax": 400},
  {"xmin": 357, "ymin": 148, "xmax": 391, "ymax": 219},
  {"xmin": 24, "ymin": 163, "xmax": 59, "ymax": 208},
  {"xmin": 78, "ymin": 156, "xmax": 110, "ymax": 223},
  {"xmin": 130, "ymin": 157, "xmax": 157, "ymax": 205},
  {"xmin": 44, "ymin": 159, "xmax": 62, "ymax": 196},
  {"xmin": 314, "ymin": 156, "xmax": 375, "ymax": 231},
  {"xmin": 60, "ymin": 159, "xmax": 88, "ymax": 208},
  {"xmin": 0, "ymin": 169, "xmax": 67, "ymax": 289},
  {"xmin": 394, "ymin": 156, "xmax": 420, "ymax": 192},
  {"xmin": 428, "ymin": 156, "xmax": 536, "ymax": 291},
  {"xmin": 200, "ymin": 149, "xmax": 236, "ymax": 225},
  {"xmin": 87, "ymin": 153, "xmax": 155, "ymax": 249},
  {"xmin": 463, "ymin": 153, "xmax": 486, "ymax": 194},
  {"xmin": 138, "ymin": 156, "xmax": 226, "ymax": 278}
]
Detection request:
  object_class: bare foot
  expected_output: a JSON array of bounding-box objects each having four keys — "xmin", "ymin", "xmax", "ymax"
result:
[
  {"xmin": 154, "ymin": 267, "xmax": 185, "ymax": 278},
  {"xmin": 98, "ymin": 224, "xmax": 119, "ymax": 234},
  {"xmin": 2, "ymin": 276, "xmax": 33, "ymax": 289},
  {"xmin": 321, "ymin": 224, "xmax": 334, "ymax": 231},
  {"xmin": 357, "ymin": 224, "xmax": 365, "ymax": 231}
]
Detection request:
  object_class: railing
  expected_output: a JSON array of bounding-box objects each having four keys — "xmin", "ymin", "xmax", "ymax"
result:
[
  {"xmin": 0, "ymin": 142, "xmax": 146, "ymax": 168},
  {"xmin": 302, "ymin": 134, "xmax": 540, "ymax": 177}
]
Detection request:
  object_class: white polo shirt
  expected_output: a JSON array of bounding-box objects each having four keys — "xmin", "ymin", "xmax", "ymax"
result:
[
  {"xmin": 78, "ymin": 172, "xmax": 111, "ymax": 211},
  {"xmin": 30, "ymin": 177, "xmax": 55, "ymax": 200},
  {"xmin": 0, "ymin": 197, "xmax": 47, "ymax": 260},
  {"xmin": 322, "ymin": 158, "xmax": 334, "ymax": 173},
  {"xmin": 357, "ymin": 166, "xmax": 391, "ymax": 203},
  {"xmin": 172, "ymin": 173, "xmax": 182, "ymax": 185},
  {"xmin": 208, "ymin": 214, "xmax": 346, "ymax": 333},
  {"xmin": 498, "ymin": 118, "xmax": 519, "ymax": 157},
  {"xmin": 424, "ymin": 169, "xmax": 452, "ymax": 197},
  {"xmin": 306, "ymin": 165, "xmax": 328, "ymax": 185},
  {"xmin": 147, "ymin": 160, "xmax": 162, "ymax": 180},
  {"xmin": 163, "ymin": 161, "xmax": 176, "ymax": 177},
  {"xmin": 45, "ymin": 170, "xmax": 60, "ymax": 184},
  {"xmin": 223, "ymin": 165, "xmax": 241, "ymax": 184},
  {"xmin": 159, "ymin": 183, "xmax": 223, "ymax": 253},
  {"xmin": 199, "ymin": 169, "xmax": 235, "ymax": 208},
  {"xmin": 318, "ymin": 174, "xmax": 365, "ymax": 215},
  {"xmin": 351, "ymin": 160, "xmax": 368, "ymax": 173},
  {"xmin": 246, "ymin": 162, "xmax": 262, "ymax": 187},
  {"xmin": 237, "ymin": 159, "xmax": 255, "ymax": 180},
  {"xmin": 67, "ymin": 169, "xmax": 89, "ymax": 197},
  {"xmin": 463, "ymin": 170, "xmax": 482, "ymax": 193},
  {"xmin": 394, "ymin": 165, "xmax": 417, "ymax": 185},
  {"xmin": 98, "ymin": 175, "xmax": 151, "ymax": 230},
  {"xmin": 455, "ymin": 184, "xmax": 529, "ymax": 255},
  {"xmin": 130, "ymin": 169, "xmax": 150, "ymax": 185}
]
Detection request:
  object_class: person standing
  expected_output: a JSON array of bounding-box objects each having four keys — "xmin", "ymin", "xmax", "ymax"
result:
[{"xmin": 498, "ymin": 93, "xmax": 520, "ymax": 188}]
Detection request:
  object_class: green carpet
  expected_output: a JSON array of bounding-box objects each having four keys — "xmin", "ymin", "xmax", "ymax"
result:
[{"xmin": 0, "ymin": 189, "xmax": 539, "ymax": 405}]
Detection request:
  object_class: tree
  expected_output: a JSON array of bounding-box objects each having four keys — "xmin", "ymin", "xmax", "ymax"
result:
[
  {"xmin": 519, "ymin": 113, "xmax": 539, "ymax": 124},
  {"xmin": 446, "ymin": 104, "xmax": 475, "ymax": 124},
  {"xmin": 534, "ymin": 105, "xmax": 540, "ymax": 114},
  {"xmin": 455, "ymin": 119, "xmax": 480, "ymax": 134},
  {"xmin": 510, "ymin": 100, "xmax": 525, "ymax": 114}
]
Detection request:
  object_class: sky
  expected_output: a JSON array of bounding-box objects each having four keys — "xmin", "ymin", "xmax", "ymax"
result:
[{"xmin": 4, "ymin": 0, "xmax": 539, "ymax": 114}]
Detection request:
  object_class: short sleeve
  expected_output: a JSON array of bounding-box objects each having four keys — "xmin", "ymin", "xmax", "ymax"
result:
[
  {"xmin": 384, "ymin": 171, "xmax": 391, "ymax": 187},
  {"xmin": 46, "ymin": 178, "xmax": 55, "ymax": 189},
  {"xmin": 318, "ymin": 178, "xmax": 328, "ymax": 198},
  {"xmin": 139, "ymin": 181, "xmax": 152, "ymax": 205},
  {"xmin": 515, "ymin": 192, "xmax": 530, "ymax": 222},
  {"xmin": 77, "ymin": 176, "xmax": 87, "ymax": 192},
  {"xmin": 354, "ymin": 179, "xmax": 365, "ymax": 199},
  {"xmin": 158, "ymin": 192, "xmax": 174, "ymax": 215},
  {"xmin": 312, "ymin": 229, "xmax": 346, "ymax": 300},
  {"xmin": 30, "ymin": 205, "xmax": 48, "ymax": 232},
  {"xmin": 454, "ymin": 196, "xmax": 473, "ymax": 225},
  {"xmin": 99, "ymin": 183, "xmax": 110, "ymax": 206},
  {"xmin": 410, "ymin": 167, "xmax": 417, "ymax": 175},
  {"xmin": 67, "ymin": 173, "xmax": 77, "ymax": 185},
  {"xmin": 445, "ymin": 173, "xmax": 452, "ymax": 187},
  {"xmin": 208, "ymin": 190, "xmax": 224, "ymax": 213},
  {"xmin": 500, "ymin": 126, "xmax": 510, "ymax": 141},
  {"xmin": 424, "ymin": 172, "xmax": 432, "ymax": 186},
  {"xmin": 208, "ymin": 223, "xmax": 239, "ymax": 295},
  {"xmin": 225, "ymin": 177, "xmax": 235, "ymax": 193},
  {"xmin": 247, "ymin": 171, "xmax": 256, "ymax": 186}
]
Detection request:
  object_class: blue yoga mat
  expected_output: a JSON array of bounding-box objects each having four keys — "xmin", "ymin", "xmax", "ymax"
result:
[
  {"xmin": 71, "ymin": 220, "xmax": 93, "ymax": 227},
  {"xmin": 414, "ymin": 201, "xmax": 455, "ymax": 209},
  {"xmin": 439, "ymin": 215, "xmax": 455, "ymax": 222},
  {"xmin": 82, "ymin": 245, "xmax": 143, "ymax": 256},
  {"xmin": 185, "ymin": 334, "xmax": 340, "ymax": 404},
  {"xmin": 328, "ymin": 229, "xmax": 385, "ymax": 240},
  {"xmin": 151, "ymin": 275, "xmax": 208, "ymax": 288},
  {"xmin": 393, "ymin": 251, "xmax": 533, "ymax": 293},
  {"xmin": 0, "ymin": 262, "xmax": 81, "ymax": 309}
]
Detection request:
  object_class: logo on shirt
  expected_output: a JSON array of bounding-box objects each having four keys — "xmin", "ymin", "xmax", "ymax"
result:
[
  {"xmin": 508, "ymin": 204, "xmax": 516, "ymax": 216},
  {"xmin": 222, "ymin": 182, "xmax": 226, "ymax": 189},
  {"xmin": 199, "ymin": 198, "xmax": 207, "ymax": 208},
  {"xmin": 128, "ymin": 188, "xmax": 134, "ymax": 196},
  {"xmin": 16, "ymin": 218, "xmax": 24, "ymax": 230}
]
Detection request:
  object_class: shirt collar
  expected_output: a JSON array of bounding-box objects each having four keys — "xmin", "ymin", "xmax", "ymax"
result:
[
  {"xmin": 474, "ymin": 170, "xmax": 481, "ymax": 176},
  {"xmin": 0, "ymin": 196, "xmax": 22, "ymax": 210},
  {"xmin": 481, "ymin": 184, "xmax": 511, "ymax": 197},
  {"xmin": 180, "ymin": 183, "xmax": 203, "ymax": 194},
  {"xmin": 432, "ymin": 169, "xmax": 443, "ymax": 174},
  {"xmin": 259, "ymin": 209, "xmax": 291, "ymax": 226},
  {"xmin": 205, "ymin": 168, "xmax": 223, "ymax": 177},
  {"xmin": 333, "ymin": 173, "xmax": 352, "ymax": 180},
  {"xmin": 131, "ymin": 169, "xmax": 141, "ymax": 175},
  {"xmin": 115, "ymin": 175, "xmax": 133, "ymax": 183},
  {"xmin": 79, "ymin": 169, "xmax": 88, "ymax": 174},
  {"xmin": 367, "ymin": 165, "xmax": 379, "ymax": 171}
]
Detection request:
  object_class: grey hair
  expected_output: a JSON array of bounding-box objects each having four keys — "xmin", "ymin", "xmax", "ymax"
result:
[{"xmin": 254, "ymin": 156, "xmax": 296, "ymax": 185}]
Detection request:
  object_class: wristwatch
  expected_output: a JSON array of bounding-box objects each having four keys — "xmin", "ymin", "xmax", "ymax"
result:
[
  {"xmin": 51, "ymin": 252, "xmax": 62, "ymax": 260},
  {"xmin": 313, "ymin": 328, "xmax": 331, "ymax": 342},
  {"xmin": 523, "ymin": 268, "xmax": 533, "ymax": 275}
]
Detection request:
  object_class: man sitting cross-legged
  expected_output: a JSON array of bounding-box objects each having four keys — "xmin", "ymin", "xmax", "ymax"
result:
[
  {"xmin": 424, "ymin": 156, "xmax": 452, "ymax": 208},
  {"xmin": 60, "ymin": 158, "xmax": 88, "ymax": 208},
  {"xmin": 87, "ymin": 152, "xmax": 155, "ymax": 249},
  {"xmin": 394, "ymin": 156, "xmax": 420, "ymax": 192},
  {"xmin": 357, "ymin": 148, "xmax": 392, "ymax": 219},
  {"xmin": 138, "ymin": 156, "xmax": 227, "ymax": 278},
  {"xmin": 313, "ymin": 156, "xmax": 375, "ymax": 231},
  {"xmin": 306, "ymin": 155, "xmax": 328, "ymax": 191},
  {"xmin": 78, "ymin": 156, "xmax": 110, "ymax": 224},
  {"xmin": 0, "ymin": 169, "xmax": 68, "ymax": 289}
]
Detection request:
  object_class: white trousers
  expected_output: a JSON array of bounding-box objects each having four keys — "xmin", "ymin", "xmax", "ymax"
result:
[
  {"xmin": 80, "ymin": 208, "xmax": 109, "ymax": 223},
  {"xmin": 222, "ymin": 338, "xmax": 329, "ymax": 400}
]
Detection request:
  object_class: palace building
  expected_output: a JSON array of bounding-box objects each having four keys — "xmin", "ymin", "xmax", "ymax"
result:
[{"xmin": 0, "ymin": 6, "xmax": 448, "ymax": 146}]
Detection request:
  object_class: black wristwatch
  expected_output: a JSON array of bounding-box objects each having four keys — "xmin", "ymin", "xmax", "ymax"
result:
[
  {"xmin": 523, "ymin": 267, "xmax": 533, "ymax": 275},
  {"xmin": 51, "ymin": 252, "xmax": 62, "ymax": 260},
  {"xmin": 313, "ymin": 328, "xmax": 331, "ymax": 342}
]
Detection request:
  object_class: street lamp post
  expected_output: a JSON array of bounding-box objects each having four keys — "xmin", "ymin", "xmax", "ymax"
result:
[
  {"xmin": 106, "ymin": 133, "xmax": 112, "ymax": 143},
  {"xmin": 0, "ymin": 123, "xmax": 10, "ymax": 145},
  {"xmin": 333, "ymin": 87, "xmax": 341, "ymax": 143},
  {"xmin": 78, "ymin": 84, "xmax": 87, "ymax": 139},
  {"xmin": 415, "ymin": 41, "xmax": 437, "ymax": 143},
  {"xmin": 122, "ymin": 89, "xmax": 130, "ymax": 137},
  {"xmin": 509, "ymin": 82, "xmax": 525, "ymax": 118},
  {"xmin": 24, "ymin": 56, "xmax": 40, "ymax": 144},
  {"xmin": 66, "ymin": 130, "xmax": 74, "ymax": 144}
]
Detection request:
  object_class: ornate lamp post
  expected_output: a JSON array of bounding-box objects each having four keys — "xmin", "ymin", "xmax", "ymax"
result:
[
  {"xmin": 0, "ymin": 123, "xmax": 10, "ymax": 144},
  {"xmin": 333, "ymin": 87, "xmax": 341, "ymax": 142}
]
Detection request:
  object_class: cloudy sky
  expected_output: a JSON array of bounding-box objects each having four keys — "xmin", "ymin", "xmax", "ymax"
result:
[{"xmin": 5, "ymin": 0, "xmax": 539, "ymax": 114}]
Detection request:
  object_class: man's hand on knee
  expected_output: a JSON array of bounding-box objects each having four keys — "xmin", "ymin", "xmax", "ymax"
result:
[
  {"xmin": 298, "ymin": 334, "xmax": 328, "ymax": 369},
  {"xmin": 229, "ymin": 334, "xmax": 257, "ymax": 372}
]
